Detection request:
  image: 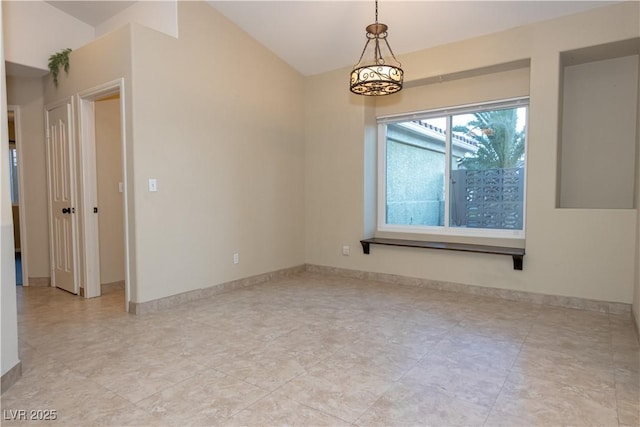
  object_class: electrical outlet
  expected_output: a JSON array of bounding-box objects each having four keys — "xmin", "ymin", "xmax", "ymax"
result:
[
  {"xmin": 342, "ymin": 245, "xmax": 350, "ymax": 256},
  {"xmin": 233, "ymin": 253, "xmax": 239, "ymax": 264}
]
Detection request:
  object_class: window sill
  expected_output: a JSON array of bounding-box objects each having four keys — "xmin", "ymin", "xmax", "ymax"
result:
[
  {"xmin": 360, "ymin": 237, "xmax": 525, "ymax": 270},
  {"xmin": 377, "ymin": 224, "xmax": 525, "ymax": 240}
]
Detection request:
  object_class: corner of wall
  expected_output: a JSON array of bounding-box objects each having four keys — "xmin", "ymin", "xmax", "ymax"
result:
[
  {"xmin": 633, "ymin": 51, "xmax": 640, "ymax": 336},
  {"xmin": 1, "ymin": 3, "xmax": 21, "ymax": 388},
  {"xmin": 96, "ymin": 1, "xmax": 178, "ymax": 40},
  {"xmin": 363, "ymin": 97, "xmax": 377, "ymax": 238}
]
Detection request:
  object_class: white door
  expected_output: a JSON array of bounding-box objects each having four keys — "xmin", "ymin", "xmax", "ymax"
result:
[{"xmin": 46, "ymin": 102, "xmax": 78, "ymax": 294}]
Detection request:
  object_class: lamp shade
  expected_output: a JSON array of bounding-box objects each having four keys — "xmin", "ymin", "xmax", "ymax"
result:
[
  {"xmin": 350, "ymin": 64, "xmax": 403, "ymax": 96},
  {"xmin": 350, "ymin": 9, "xmax": 403, "ymax": 96}
]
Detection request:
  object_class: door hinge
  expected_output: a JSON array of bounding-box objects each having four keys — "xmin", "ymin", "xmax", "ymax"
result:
[{"xmin": 93, "ymin": 207, "xmax": 98, "ymax": 214}]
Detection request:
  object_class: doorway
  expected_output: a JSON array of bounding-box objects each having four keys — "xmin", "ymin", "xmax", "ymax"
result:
[
  {"xmin": 77, "ymin": 79, "xmax": 130, "ymax": 309},
  {"xmin": 7, "ymin": 106, "xmax": 28, "ymax": 287},
  {"xmin": 94, "ymin": 94, "xmax": 125, "ymax": 298}
]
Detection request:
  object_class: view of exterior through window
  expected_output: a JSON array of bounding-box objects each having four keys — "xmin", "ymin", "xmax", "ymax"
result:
[
  {"xmin": 381, "ymin": 101, "xmax": 527, "ymax": 237},
  {"xmin": 9, "ymin": 146, "xmax": 19, "ymax": 204}
]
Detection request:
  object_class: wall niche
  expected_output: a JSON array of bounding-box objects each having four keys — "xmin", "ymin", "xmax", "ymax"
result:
[{"xmin": 557, "ymin": 39, "xmax": 639, "ymax": 209}]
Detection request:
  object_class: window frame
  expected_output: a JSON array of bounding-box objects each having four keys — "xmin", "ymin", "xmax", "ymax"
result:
[{"xmin": 377, "ymin": 97, "xmax": 529, "ymax": 239}]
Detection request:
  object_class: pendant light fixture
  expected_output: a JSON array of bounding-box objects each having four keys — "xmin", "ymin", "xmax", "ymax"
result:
[{"xmin": 350, "ymin": 0, "xmax": 403, "ymax": 96}]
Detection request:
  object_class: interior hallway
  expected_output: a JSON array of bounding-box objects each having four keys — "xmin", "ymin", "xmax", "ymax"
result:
[{"xmin": 1, "ymin": 273, "xmax": 638, "ymax": 426}]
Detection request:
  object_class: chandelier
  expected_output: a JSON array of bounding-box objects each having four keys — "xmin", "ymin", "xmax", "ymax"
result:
[{"xmin": 350, "ymin": 0, "xmax": 404, "ymax": 96}]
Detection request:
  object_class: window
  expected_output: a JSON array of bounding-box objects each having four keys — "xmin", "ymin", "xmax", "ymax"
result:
[
  {"xmin": 9, "ymin": 145, "xmax": 19, "ymax": 204},
  {"xmin": 378, "ymin": 98, "xmax": 528, "ymax": 238}
]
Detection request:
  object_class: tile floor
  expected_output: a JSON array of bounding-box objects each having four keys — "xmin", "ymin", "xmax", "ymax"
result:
[{"xmin": 1, "ymin": 273, "xmax": 639, "ymax": 426}]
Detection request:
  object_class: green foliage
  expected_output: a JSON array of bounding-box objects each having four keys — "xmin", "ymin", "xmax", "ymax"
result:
[
  {"xmin": 454, "ymin": 108, "xmax": 525, "ymax": 170},
  {"xmin": 48, "ymin": 48, "xmax": 72, "ymax": 87}
]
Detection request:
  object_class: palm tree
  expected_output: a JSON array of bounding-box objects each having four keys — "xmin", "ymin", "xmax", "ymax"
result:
[{"xmin": 454, "ymin": 108, "xmax": 525, "ymax": 170}]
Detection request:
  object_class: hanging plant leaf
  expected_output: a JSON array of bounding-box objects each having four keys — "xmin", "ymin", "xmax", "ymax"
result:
[{"xmin": 48, "ymin": 48, "xmax": 72, "ymax": 87}]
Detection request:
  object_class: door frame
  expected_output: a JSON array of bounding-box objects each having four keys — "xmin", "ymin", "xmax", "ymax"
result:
[
  {"xmin": 44, "ymin": 98, "xmax": 79, "ymax": 293},
  {"xmin": 8, "ymin": 105, "xmax": 29, "ymax": 287},
  {"xmin": 77, "ymin": 79, "xmax": 130, "ymax": 310}
]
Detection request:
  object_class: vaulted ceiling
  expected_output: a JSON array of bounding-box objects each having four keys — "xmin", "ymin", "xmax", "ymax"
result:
[{"xmin": 44, "ymin": 1, "xmax": 617, "ymax": 76}]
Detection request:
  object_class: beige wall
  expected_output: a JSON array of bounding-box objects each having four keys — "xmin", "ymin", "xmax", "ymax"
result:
[
  {"xmin": 95, "ymin": 97, "xmax": 124, "ymax": 285},
  {"xmin": 376, "ymin": 64, "xmax": 530, "ymax": 118},
  {"xmin": 95, "ymin": 0, "xmax": 177, "ymax": 39},
  {"xmin": 40, "ymin": 2, "xmax": 305, "ymax": 305},
  {"xmin": 305, "ymin": 2, "xmax": 639, "ymax": 304},
  {"xmin": 634, "ymin": 51, "xmax": 640, "ymax": 329},
  {"xmin": 6, "ymin": 76, "xmax": 49, "ymax": 279},
  {"xmin": 1, "ymin": 0, "xmax": 20, "ymax": 379},
  {"xmin": 129, "ymin": 1, "xmax": 305, "ymax": 303},
  {"xmin": 43, "ymin": 25, "xmax": 134, "ymax": 295},
  {"xmin": 305, "ymin": 68, "xmax": 367, "ymax": 266},
  {"xmin": 2, "ymin": 0, "xmax": 94, "ymax": 72},
  {"xmin": 559, "ymin": 55, "xmax": 638, "ymax": 209},
  {"xmin": 634, "ymin": 0, "xmax": 640, "ymax": 332}
]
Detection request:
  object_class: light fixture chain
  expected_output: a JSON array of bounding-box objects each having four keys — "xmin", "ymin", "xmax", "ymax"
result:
[{"xmin": 375, "ymin": 0, "xmax": 378, "ymax": 24}]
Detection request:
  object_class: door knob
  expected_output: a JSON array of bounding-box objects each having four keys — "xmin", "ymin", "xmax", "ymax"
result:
[{"xmin": 62, "ymin": 207, "xmax": 70, "ymax": 214}]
